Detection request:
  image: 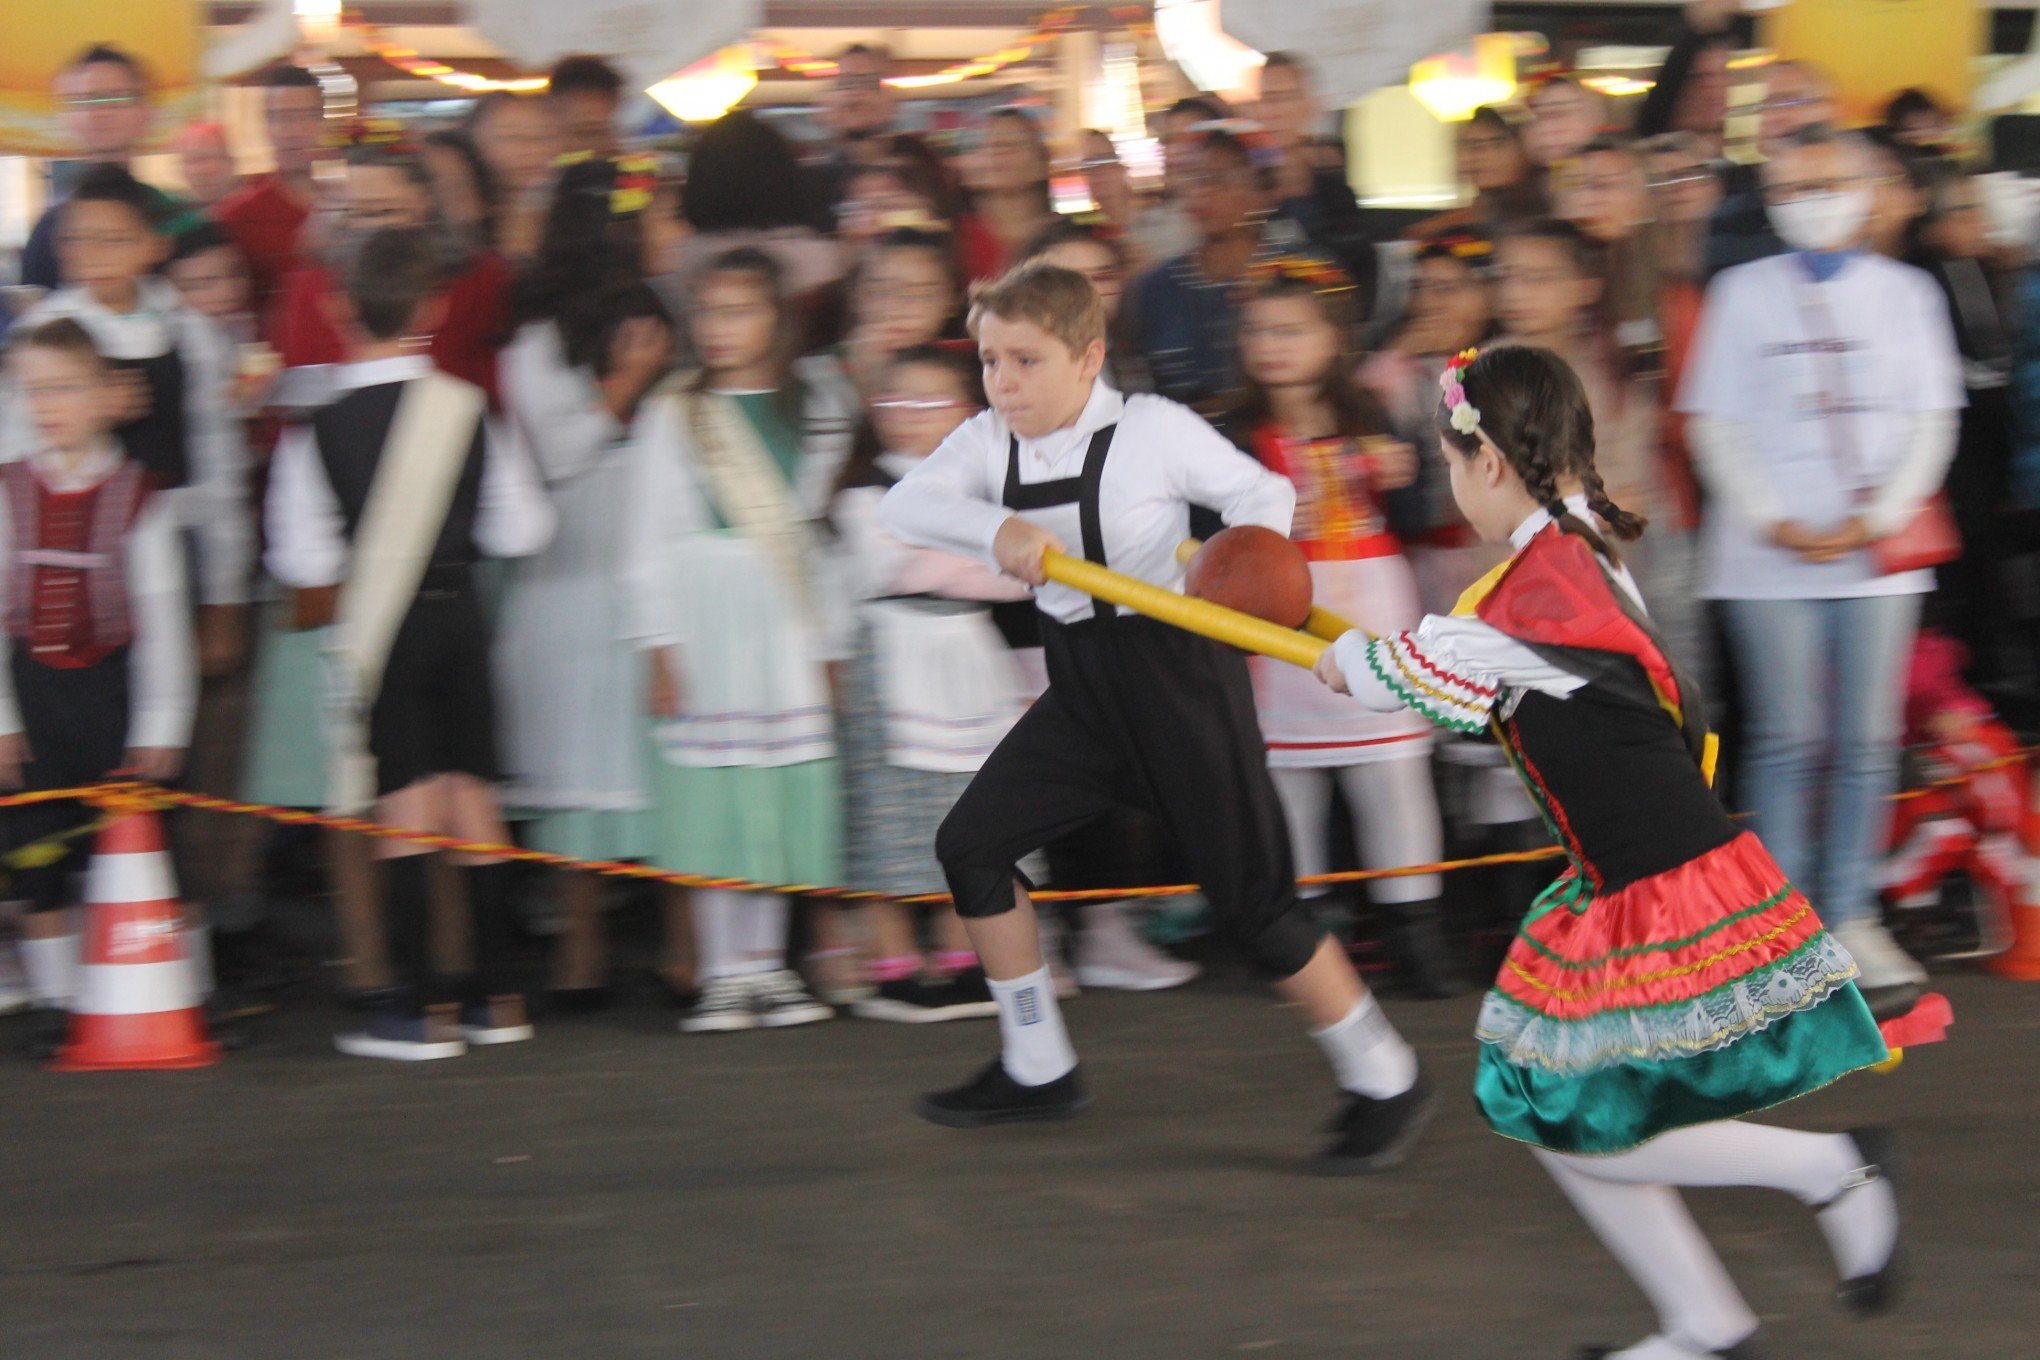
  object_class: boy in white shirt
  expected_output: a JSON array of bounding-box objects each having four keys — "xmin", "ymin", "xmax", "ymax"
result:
[{"xmin": 881, "ymin": 264, "xmax": 1430, "ymax": 1169}]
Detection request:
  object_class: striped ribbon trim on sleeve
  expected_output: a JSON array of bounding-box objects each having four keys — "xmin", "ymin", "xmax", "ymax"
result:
[{"xmin": 1364, "ymin": 631, "xmax": 1495, "ymax": 734}]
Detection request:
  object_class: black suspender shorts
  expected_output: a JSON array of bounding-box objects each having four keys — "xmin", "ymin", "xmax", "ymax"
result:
[{"xmin": 932, "ymin": 426, "xmax": 1326, "ymax": 980}]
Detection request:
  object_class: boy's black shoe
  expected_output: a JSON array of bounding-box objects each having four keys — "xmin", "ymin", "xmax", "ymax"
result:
[
  {"xmin": 916, "ymin": 1059, "xmax": 1088, "ymax": 1128},
  {"xmin": 1312, "ymin": 1069, "xmax": 1436, "ymax": 1175}
]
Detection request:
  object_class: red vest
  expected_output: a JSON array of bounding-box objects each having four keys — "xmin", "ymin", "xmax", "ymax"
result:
[{"xmin": 3, "ymin": 459, "xmax": 152, "ymax": 669}]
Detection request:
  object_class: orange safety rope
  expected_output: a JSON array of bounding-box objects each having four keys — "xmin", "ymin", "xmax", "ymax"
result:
[{"xmin": 0, "ymin": 744, "xmax": 2026, "ymax": 905}]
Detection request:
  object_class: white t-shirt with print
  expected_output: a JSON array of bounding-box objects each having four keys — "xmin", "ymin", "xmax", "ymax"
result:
[{"xmin": 1678, "ymin": 251, "xmax": 1964, "ymax": 600}]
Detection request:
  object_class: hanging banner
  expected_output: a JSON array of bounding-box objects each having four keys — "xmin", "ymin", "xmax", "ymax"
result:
[
  {"xmin": 1764, "ymin": 0, "xmax": 1982, "ymax": 123},
  {"xmin": 1216, "ymin": 0, "xmax": 1491, "ymax": 110},
  {"xmin": 0, "ymin": 0, "xmax": 206, "ymax": 155},
  {"xmin": 468, "ymin": 0, "xmax": 761, "ymax": 94}
]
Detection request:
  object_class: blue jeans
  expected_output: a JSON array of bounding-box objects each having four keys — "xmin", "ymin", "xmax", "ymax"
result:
[{"xmin": 1720, "ymin": 594, "xmax": 1920, "ymax": 927}]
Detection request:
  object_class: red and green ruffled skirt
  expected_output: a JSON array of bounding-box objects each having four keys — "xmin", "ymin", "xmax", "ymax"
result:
[{"xmin": 1474, "ymin": 830, "xmax": 1891, "ymax": 1154}]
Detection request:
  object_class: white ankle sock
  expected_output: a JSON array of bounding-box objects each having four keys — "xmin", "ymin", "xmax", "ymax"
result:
[
  {"xmin": 1312, "ymin": 994, "xmax": 1416, "ymax": 1098},
  {"xmin": 20, "ymin": 934, "xmax": 79, "ymax": 1008},
  {"xmin": 988, "ymin": 965, "xmax": 1076, "ymax": 1087}
]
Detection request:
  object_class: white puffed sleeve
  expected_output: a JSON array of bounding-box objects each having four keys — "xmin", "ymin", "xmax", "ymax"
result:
[{"xmin": 1332, "ymin": 614, "xmax": 1590, "ymax": 733}]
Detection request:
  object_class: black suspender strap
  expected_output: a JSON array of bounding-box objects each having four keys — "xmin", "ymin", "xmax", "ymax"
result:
[
  {"xmin": 1075, "ymin": 424, "xmax": 1117, "ymax": 619},
  {"xmin": 999, "ymin": 423, "xmax": 1121, "ymax": 620}
]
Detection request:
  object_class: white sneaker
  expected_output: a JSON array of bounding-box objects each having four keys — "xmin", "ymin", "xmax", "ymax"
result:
[
  {"xmin": 1830, "ymin": 920, "xmax": 1929, "ymax": 990},
  {"xmin": 680, "ymin": 976, "xmax": 761, "ymax": 1033},
  {"xmin": 750, "ymin": 970, "xmax": 834, "ymax": 1029},
  {"xmin": 1074, "ymin": 903, "xmax": 1201, "ymax": 992},
  {"xmin": 1035, "ymin": 913, "xmax": 1081, "ymax": 999}
]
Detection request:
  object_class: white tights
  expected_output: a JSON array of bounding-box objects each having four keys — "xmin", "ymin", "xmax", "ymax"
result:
[
  {"xmin": 1270, "ymin": 759, "xmax": 1444, "ymax": 904},
  {"xmin": 1534, "ymin": 1120, "xmax": 1889, "ymax": 1355},
  {"xmin": 693, "ymin": 888, "xmax": 791, "ymax": 981}
]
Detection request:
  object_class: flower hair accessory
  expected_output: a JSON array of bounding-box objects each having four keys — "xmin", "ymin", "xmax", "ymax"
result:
[
  {"xmin": 1441, "ymin": 348, "xmax": 1482, "ymax": 435},
  {"xmin": 1248, "ymin": 252, "xmax": 1356, "ymax": 296},
  {"xmin": 609, "ymin": 153, "xmax": 659, "ymax": 217},
  {"xmin": 343, "ymin": 117, "xmax": 417, "ymax": 156}
]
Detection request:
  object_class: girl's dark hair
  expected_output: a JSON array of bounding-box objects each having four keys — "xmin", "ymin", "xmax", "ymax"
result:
[
  {"xmin": 1227, "ymin": 270, "xmax": 1390, "ymax": 441},
  {"xmin": 832, "ymin": 342, "xmax": 983, "ymax": 504},
  {"xmin": 511, "ymin": 155, "xmax": 655, "ymax": 371},
  {"xmin": 422, "ymin": 127, "xmax": 499, "ymax": 240},
  {"xmin": 683, "ymin": 110, "xmax": 826, "ymax": 233},
  {"xmin": 979, "ymin": 107, "xmax": 1055, "ymax": 215},
  {"xmin": 881, "ymin": 132, "xmax": 971, "ymax": 224},
  {"xmin": 1438, "ymin": 344, "xmax": 1645, "ymax": 549},
  {"xmin": 1883, "ymin": 87, "xmax": 1945, "ymax": 132}
]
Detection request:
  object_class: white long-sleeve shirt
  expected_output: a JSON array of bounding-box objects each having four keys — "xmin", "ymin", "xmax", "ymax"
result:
[
  {"xmin": 5, "ymin": 278, "xmax": 253, "ymax": 606},
  {"xmin": 263, "ymin": 356, "xmax": 555, "ymax": 589},
  {"xmin": 0, "ymin": 444, "xmax": 196, "ymax": 750},
  {"xmin": 878, "ymin": 380, "xmax": 1295, "ymax": 624}
]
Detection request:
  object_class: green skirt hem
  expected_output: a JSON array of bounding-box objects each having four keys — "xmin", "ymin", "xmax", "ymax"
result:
[
  {"xmin": 646, "ymin": 758, "xmax": 842, "ymax": 885},
  {"xmin": 1474, "ymin": 983, "xmax": 1890, "ymax": 1155}
]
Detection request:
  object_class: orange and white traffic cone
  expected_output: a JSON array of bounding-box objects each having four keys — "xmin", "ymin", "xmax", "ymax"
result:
[
  {"xmin": 50, "ymin": 809, "xmax": 219, "ymax": 1071},
  {"xmin": 1988, "ymin": 761, "xmax": 2040, "ymax": 981}
]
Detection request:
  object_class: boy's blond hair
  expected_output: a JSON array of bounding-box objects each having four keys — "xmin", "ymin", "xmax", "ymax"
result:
[{"xmin": 966, "ymin": 262, "xmax": 1106, "ymax": 356}]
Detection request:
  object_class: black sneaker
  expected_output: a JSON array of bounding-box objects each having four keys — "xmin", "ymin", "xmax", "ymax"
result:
[
  {"xmin": 916, "ymin": 1059, "xmax": 1088, "ymax": 1128},
  {"xmin": 947, "ymin": 966, "xmax": 994, "ymax": 1005},
  {"xmin": 1312, "ymin": 1069, "xmax": 1436, "ymax": 1175},
  {"xmin": 1822, "ymin": 1125, "xmax": 1905, "ymax": 1317},
  {"xmin": 852, "ymin": 978, "xmax": 1001, "ymax": 1024}
]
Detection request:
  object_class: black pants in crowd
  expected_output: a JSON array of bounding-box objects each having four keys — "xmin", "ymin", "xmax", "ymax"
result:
[
  {"xmin": 937, "ymin": 615, "xmax": 1324, "ymax": 979},
  {"xmin": 4, "ymin": 645, "xmax": 129, "ymax": 914}
]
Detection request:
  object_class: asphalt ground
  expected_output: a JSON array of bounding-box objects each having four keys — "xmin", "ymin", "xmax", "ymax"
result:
[{"xmin": 4, "ymin": 960, "xmax": 2033, "ymax": 1359}]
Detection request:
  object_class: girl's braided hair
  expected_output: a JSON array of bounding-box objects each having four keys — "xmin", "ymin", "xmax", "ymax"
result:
[{"xmin": 1438, "ymin": 344, "xmax": 1646, "ymax": 556}]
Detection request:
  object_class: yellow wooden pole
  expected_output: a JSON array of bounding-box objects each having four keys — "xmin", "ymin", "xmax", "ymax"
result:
[{"xmin": 1042, "ymin": 549, "xmax": 1328, "ymax": 669}]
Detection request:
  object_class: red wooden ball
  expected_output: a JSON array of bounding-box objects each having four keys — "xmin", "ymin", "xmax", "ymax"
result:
[{"xmin": 1183, "ymin": 526, "xmax": 1313, "ymax": 629}]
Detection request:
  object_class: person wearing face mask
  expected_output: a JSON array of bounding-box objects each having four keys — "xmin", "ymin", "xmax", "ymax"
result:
[
  {"xmin": 1703, "ymin": 59, "xmax": 1837, "ymax": 279},
  {"xmin": 1679, "ymin": 125, "xmax": 1965, "ymax": 1015}
]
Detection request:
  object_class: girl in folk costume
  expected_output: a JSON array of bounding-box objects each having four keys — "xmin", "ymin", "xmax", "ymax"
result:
[
  {"xmin": 1316, "ymin": 347, "xmax": 1902, "ymax": 1360},
  {"xmin": 1228, "ymin": 264, "xmax": 1464, "ymax": 998},
  {"xmin": 495, "ymin": 154, "xmax": 686, "ymax": 1008},
  {"xmin": 0, "ymin": 320, "xmax": 195, "ymax": 1051},
  {"xmin": 625, "ymin": 247, "xmax": 857, "ymax": 1033},
  {"xmin": 265, "ymin": 227, "xmax": 554, "ymax": 1061},
  {"xmin": 832, "ymin": 346, "xmax": 1021, "ymax": 1022}
]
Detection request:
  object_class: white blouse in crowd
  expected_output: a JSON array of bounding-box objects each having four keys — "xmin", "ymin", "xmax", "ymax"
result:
[
  {"xmin": 878, "ymin": 380, "xmax": 1296, "ymax": 625},
  {"xmin": 2, "ymin": 277, "xmax": 251, "ymax": 607},
  {"xmin": 1678, "ymin": 250, "xmax": 1964, "ymax": 602},
  {"xmin": 1333, "ymin": 501, "xmax": 1639, "ymax": 732},
  {"xmin": 262, "ymin": 355, "xmax": 555, "ymax": 589},
  {"xmin": 492, "ymin": 320, "xmax": 650, "ymax": 813},
  {"xmin": 0, "ymin": 441, "xmax": 195, "ymax": 751}
]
